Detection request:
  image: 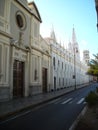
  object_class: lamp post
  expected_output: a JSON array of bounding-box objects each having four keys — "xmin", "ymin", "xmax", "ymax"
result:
[{"xmin": 95, "ymin": 0, "xmax": 98, "ymax": 30}]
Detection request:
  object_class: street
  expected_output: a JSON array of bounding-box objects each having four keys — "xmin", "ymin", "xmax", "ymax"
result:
[{"xmin": 0, "ymin": 83, "xmax": 98, "ymax": 130}]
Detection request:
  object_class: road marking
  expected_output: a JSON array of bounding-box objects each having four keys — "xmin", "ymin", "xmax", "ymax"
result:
[
  {"xmin": 68, "ymin": 101, "xmax": 73, "ymax": 104},
  {"xmin": 83, "ymin": 101, "xmax": 87, "ymax": 104},
  {"xmin": 48, "ymin": 97, "xmax": 62, "ymax": 104},
  {"xmin": 54, "ymin": 98, "xmax": 67, "ymax": 104},
  {"xmin": 0, "ymin": 111, "xmax": 31, "ymax": 125},
  {"xmin": 77, "ymin": 98, "xmax": 84, "ymax": 104},
  {"xmin": 61, "ymin": 98, "xmax": 73, "ymax": 104}
]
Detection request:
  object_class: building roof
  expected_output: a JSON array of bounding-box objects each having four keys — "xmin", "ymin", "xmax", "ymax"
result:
[
  {"xmin": 28, "ymin": 1, "xmax": 42, "ymax": 22},
  {"xmin": 16, "ymin": 0, "xmax": 42, "ymax": 23}
]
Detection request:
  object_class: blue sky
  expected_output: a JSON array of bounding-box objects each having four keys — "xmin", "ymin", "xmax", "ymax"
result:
[{"xmin": 28, "ymin": 0, "xmax": 98, "ymax": 59}]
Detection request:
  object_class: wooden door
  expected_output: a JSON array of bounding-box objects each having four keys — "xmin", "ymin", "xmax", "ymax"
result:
[
  {"xmin": 13, "ymin": 60, "xmax": 24, "ymax": 98},
  {"xmin": 42, "ymin": 68, "xmax": 47, "ymax": 93},
  {"xmin": 54, "ymin": 77, "xmax": 56, "ymax": 90}
]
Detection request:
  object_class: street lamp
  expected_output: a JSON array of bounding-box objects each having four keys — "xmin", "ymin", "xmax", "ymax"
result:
[{"xmin": 95, "ymin": 0, "xmax": 98, "ymax": 30}]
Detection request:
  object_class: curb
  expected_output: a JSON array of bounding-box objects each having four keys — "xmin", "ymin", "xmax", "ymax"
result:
[
  {"xmin": 0, "ymin": 84, "xmax": 89, "ymax": 121},
  {"xmin": 0, "ymin": 89, "xmax": 74, "ymax": 121},
  {"xmin": 69, "ymin": 106, "xmax": 88, "ymax": 130}
]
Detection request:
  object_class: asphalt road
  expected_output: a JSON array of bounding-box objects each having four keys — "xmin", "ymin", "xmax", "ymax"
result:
[{"xmin": 0, "ymin": 83, "xmax": 98, "ymax": 130}]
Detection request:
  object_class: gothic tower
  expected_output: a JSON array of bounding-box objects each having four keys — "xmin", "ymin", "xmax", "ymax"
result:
[
  {"xmin": 50, "ymin": 27, "xmax": 56, "ymax": 43},
  {"xmin": 68, "ymin": 40, "xmax": 73, "ymax": 52},
  {"xmin": 72, "ymin": 27, "xmax": 80, "ymax": 60},
  {"xmin": 83, "ymin": 50, "xmax": 90, "ymax": 65}
]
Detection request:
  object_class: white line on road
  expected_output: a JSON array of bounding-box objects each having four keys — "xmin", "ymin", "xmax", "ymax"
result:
[
  {"xmin": 48, "ymin": 97, "xmax": 62, "ymax": 104},
  {"xmin": 54, "ymin": 98, "xmax": 67, "ymax": 104},
  {"xmin": 83, "ymin": 101, "xmax": 87, "ymax": 104},
  {"xmin": 68, "ymin": 101, "xmax": 73, "ymax": 104},
  {"xmin": 61, "ymin": 98, "xmax": 73, "ymax": 104},
  {"xmin": 0, "ymin": 111, "xmax": 31, "ymax": 125},
  {"xmin": 77, "ymin": 98, "xmax": 84, "ymax": 104}
]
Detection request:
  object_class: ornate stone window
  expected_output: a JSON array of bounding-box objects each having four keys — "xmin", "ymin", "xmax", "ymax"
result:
[{"xmin": 16, "ymin": 11, "xmax": 26, "ymax": 30}]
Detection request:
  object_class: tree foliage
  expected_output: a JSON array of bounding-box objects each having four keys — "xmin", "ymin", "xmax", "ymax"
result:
[{"xmin": 87, "ymin": 53, "xmax": 98, "ymax": 77}]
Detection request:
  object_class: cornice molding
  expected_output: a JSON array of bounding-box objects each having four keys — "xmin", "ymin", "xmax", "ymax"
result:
[
  {"xmin": 0, "ymin": 30, "xmax": 12, "ymax": 38},
  {"xmin": 31, "ymin": 46, "xmax": 51, "ymax": 57}
]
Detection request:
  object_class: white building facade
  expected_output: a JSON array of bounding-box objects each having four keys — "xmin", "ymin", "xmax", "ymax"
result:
[
  {"xmin": 0, "ymin": 0, "xmax": 51, "ymax": 102},
  {"xmin": 45, "ymin": 28, "xmax": 91, "ymax": 91},
  {"xmin": 0, "ymin": 0, "xmax": 92, "ymax": 102}
]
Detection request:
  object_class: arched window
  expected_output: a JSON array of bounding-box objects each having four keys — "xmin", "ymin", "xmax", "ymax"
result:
[{"xmin": 53, "ymin": 57, "xmax": 55, "ymax": 69}]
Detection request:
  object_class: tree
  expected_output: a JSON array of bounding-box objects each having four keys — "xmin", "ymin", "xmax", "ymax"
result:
[{"xmin": 87, "ymin": 53, "xmax": 98, "ymax": 81}]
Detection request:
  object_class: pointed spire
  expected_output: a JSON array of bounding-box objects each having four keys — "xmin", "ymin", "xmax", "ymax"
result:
[
  {"xmin": 71, "ymin": 26, "xmax": 80, "ymax": 56},
  {"xmin": 59, "ymin": 38, "xmax": 61, "ymax": 47},
  {"xmin": 68, "ymin": 42, "xmax": 71, "ymax": 49},
  {"xmin": 63, "ymin": 41, "xmax": 64, "ymax": 48},
  {"xmin": 72, "ymin": 25, "xmax": 77, "ymax": 44},
  {"xmin": 50, "ymin": 25, "xmax": 56, "ymax": 42}
]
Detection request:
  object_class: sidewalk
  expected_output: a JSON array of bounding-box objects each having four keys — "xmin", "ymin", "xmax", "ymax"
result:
[{"xmin": 0, "ymin": 84, "xmax": 87, "ymax": 121}]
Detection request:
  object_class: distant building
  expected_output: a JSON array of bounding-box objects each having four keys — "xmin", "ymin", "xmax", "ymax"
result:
[
  {"xmin": 45, "ymin": 27, "xmax": 91, "ymax": 91},
  {"xmin": 83, "ymin": 50, "xmax": 90, "ymax": 65}
]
